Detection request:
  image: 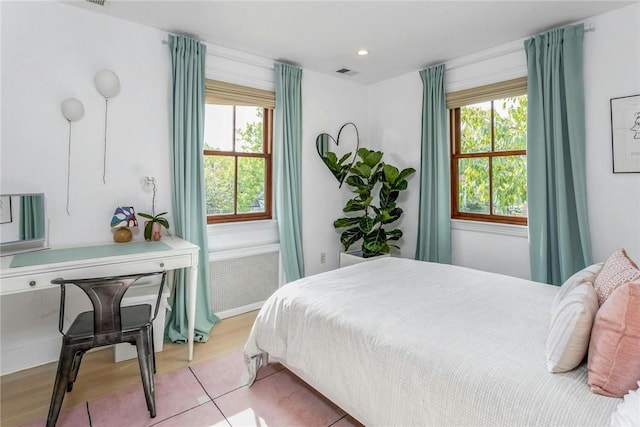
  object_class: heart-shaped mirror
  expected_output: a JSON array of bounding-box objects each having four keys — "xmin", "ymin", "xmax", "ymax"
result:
[{"xmin": 315, "ymin": 122, "xmax": 360, "ymax": 187}]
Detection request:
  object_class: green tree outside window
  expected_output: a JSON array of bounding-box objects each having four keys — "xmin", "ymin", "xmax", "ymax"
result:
[{"xmin": 454, "ymin": 95, "xmax": 528, "ymax": 221}]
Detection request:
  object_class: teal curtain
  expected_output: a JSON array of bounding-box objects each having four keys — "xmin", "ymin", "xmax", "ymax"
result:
[
  {"xmin": 19, "ymin": 195, "xmax": 44, "ymax": 240},
  {"xmin": 415, "ymin": 64, "xmax": 451, "ymax": 264},
  {"xmin": 274, "ymin": 62, "xmax": 305, "ymax": 282},
  {"xmin": 525, "ymin": 24, "xmax": 592, "ymax": 285},
  {"xmin": 165, "ymin": 34, "xmax": 219, "ymax": 342}
]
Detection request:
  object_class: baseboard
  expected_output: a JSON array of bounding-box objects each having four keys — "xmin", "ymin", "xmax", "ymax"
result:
[
  {"xmin": 215, "ymin": 301, "xmax": 264, "ymax": 320},
  {"xmin": 1, "ymin": 336, "xmax": 60, "ymax": 375}
]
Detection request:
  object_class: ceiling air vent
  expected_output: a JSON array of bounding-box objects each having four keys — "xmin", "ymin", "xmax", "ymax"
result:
[
  {"xmin": 85, "ymin": 0, "xmax": 109, "ymax": 6},
  {"xmin": 336, "ymin": 68, "xmax": 358, "ymax": 76}
]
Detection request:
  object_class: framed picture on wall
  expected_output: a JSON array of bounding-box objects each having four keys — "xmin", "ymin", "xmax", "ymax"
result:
[
  {"xmin": 0, "ymin": 196, "xmax": 12, "ymax": 224},
  {"xmin": 611, "ymin": 94, "xmax": 640, "ymax": 173}
]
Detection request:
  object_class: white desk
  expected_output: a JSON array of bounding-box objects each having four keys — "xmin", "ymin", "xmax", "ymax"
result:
[{"xmin": 0, "ymin": 238, "xmax": 199, "ymax": 361}]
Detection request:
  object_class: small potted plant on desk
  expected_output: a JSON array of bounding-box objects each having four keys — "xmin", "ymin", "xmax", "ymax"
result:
[
  {"xmin": 139, "ymin": 176, "xmax": 170, "ymax": 241},
  {"xmin": 138, "ymin": 211, "xmax": 169, "ymax": 241}
]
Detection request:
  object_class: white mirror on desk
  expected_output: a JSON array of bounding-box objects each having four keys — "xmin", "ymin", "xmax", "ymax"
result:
[{"xmin": 0, "ymin": 193, "xmax": 47, "ymax": 256}]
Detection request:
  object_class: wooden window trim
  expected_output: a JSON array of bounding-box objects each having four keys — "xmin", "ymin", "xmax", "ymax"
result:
[
  {"xmin": 450, "ymin": 97, "xmax": 528, "ymax": 226},
  {"xmin": 205, "ymin": 107, "xmax": 273, "ymax": 224},
  {"xmin": 446, "ymin": 77, "xmax": 527, "ymax": 109}
]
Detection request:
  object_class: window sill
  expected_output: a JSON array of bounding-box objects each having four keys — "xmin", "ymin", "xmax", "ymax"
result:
[
  {"xmin": 451, "ymin": 219, "xmax": 528, "ymax": 238},
  {"xmin": 206, "ymin": 219, "xmax": 279, "ymax": 252},
  {"xmin": 207, "ymin": 219, "xmax": 276, "ymax": 232}
]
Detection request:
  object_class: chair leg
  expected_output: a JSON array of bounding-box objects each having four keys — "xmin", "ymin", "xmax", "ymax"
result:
[
  {"xmin": 46, "ymin": 345, "xmax": 77, "ymax": 427},
  {"xmin": 148, "ymin": 324, "xmax": 156, "ymax": 374},
  {"xmin": 135, "ymin": 326, "xmax": 156, "ymax": 418},
  {"xmin": 67, "ymin": 350, "xmax": 85, "ymax": 392}
]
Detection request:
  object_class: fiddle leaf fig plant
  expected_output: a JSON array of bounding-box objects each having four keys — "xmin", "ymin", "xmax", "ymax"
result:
[
  {"xmin": 333, "ymin": 148, "xmax": 416, "ymax": 258},
  {"xmin": 320, "ymin": 151, "xmax": 353, "ymax": 186}
]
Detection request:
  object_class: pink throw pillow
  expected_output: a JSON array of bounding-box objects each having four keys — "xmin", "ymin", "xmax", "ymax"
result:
[
  {"xmin": 588, "ymin": 280, "xmax": 640, "ymax": 397},
  {"xmin": 593, "ymin": 249, "xmax": 640, "ymax": 306}
]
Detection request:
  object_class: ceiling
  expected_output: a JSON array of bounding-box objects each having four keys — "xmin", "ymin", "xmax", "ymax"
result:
[{"xmin": 67, "ymin": 0, "xmax": 635, "ymax": 85}]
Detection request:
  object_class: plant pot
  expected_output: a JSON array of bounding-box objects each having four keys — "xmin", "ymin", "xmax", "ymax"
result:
[
  {"xmin": 144, "ymin": 221, "xmax": 162, "ymax": 241},
  {"xmin": 339, "ymin": 250, "xmax": 390, "ymax": 268}
]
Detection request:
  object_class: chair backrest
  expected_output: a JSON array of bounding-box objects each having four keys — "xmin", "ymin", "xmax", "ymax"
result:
[{"xmin": 51, "ymin": 271, "xmax": 166, "ymax": 338}]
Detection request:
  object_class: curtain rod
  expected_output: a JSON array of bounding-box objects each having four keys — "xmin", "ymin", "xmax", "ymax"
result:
[
  {"xmin": 160, "ymin": 23, "xmax": 595, "ymax": 47},
  {"xmin": 444, "ymin": 22, "xmax": 595, "ymax": 71},
  {"xmin": 159, "ymin": 23, "xmax": 595, "ymax": 46}
]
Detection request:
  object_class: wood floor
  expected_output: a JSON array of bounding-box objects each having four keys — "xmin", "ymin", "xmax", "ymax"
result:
[{"xmin": 0, "ymin": 310, "xmax": 258, "ymax": 427}]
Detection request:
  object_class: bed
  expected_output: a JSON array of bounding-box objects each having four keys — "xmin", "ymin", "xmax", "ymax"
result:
[{"xmin": 244, "ymin": 257, "xmax": 622, "ymax": 426}]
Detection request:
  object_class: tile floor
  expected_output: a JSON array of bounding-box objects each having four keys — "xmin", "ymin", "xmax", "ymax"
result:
[{"xmin": 22, "ymin": 349, "xmax": 362, "ymax": 427}]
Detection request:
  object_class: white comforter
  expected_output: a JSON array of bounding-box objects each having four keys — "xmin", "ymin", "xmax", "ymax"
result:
[{"xmin": 244, "ymin": 258, "xmax": 620, "ymax": 426}]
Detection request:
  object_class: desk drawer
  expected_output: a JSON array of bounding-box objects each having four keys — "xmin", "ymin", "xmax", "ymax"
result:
[
  {"xmin": 1, "ymin": 254, "xmax": 193, "ymax": 295},
  {"xmin": 1, "ymin": 272, "xmax": 60, "ymax": 294}
]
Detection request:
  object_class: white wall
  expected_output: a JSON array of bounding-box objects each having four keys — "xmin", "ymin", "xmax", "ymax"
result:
[
  {"xmin": 0, "ymin": 1, "xmax": 173, "ymax": 374},
  {"xmin": 366, "ymin": 72, "xmax": 423, "ymax": 260},
  {"xmin": 1, "ymin": 2, "xmax": 173, "ymax": 246},
  {"xmin": 367, "ymin": 3, "xmax": 640, "ymax": 278},
  {"xmin": 583, "ymin": 4, "xmax": 640, "ymax": 263},
  {"xmin": 302, "ymin": 70, "xmax": 368, "ymax": 275}
]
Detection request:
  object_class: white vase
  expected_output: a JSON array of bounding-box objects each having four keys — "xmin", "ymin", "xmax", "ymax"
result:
[{"xmin": 339, "ymin": 250, "xmax": 390, "ymax": 268}]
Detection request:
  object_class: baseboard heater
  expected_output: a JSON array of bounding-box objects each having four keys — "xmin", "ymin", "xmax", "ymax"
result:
[{"xmin": 208, "ymin": 244, "xmax": 280, "ymax": 319}]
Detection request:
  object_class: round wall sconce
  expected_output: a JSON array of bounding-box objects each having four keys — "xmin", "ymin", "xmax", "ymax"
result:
[
  {"xmin": 61, "ymin": 98, "xmax": 85, "ymax": 122},
  {"xmin": 61, "ymin": 97, "xmax": 85, "ymax": 215},
  {"xmin": 94, "ymin": 69, "xmax": 120, "ymax": 184},
  {"xmin": 95, "ymin": 69, "xmax": 121, "ymax": 98}
]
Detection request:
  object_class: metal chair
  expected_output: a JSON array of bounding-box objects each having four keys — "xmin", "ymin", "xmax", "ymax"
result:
[{"xmin": 46, "ymin": 271, "xmax": 167, "ymax": 427}]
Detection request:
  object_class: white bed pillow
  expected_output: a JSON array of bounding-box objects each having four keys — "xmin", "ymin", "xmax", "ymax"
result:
[
  {"xmin": 552, "ymin": 263, "xmax": 603, "ymax": 312},
  {"xmin": 547, "ymin": 283, "xmax": 599, "ymax": 373},
  {"xmin": 610, "ymin": 381, "xmax": 640, "ymax": 427}
]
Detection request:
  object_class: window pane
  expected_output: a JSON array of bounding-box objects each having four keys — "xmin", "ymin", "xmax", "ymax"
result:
[
  {"xmin": 494, "ymin": 95, "xmax": 527, "ymax": 151},
  {"xmin": 204, "ymin": 155, "xmax": 235, "ymax": 215},
  {"xmin": 460, "ymin": 101, "xmax": 491, "ymax": 153},
  {"xmin": 237, "ymin": 157, "xmax": 266, "ymax": 213},
  {"xmin": 492, "ymin": 155, "xmax": 527, "ymax": 216},
  {"xmin": 235, "ymin": 106, "xmax": 263, "ymax": 153},
  {"xmin": 204, "ymin": 105, "xmax": 233, "ymax": 151},
  {"xmin": 458, "ymin": 157, "xmax": 489, "ymax": 214}
]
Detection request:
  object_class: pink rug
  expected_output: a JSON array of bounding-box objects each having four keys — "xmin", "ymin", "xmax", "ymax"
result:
[{"xmin": 22, "ymin": 349, "xmax": 362, "ymax": 427}]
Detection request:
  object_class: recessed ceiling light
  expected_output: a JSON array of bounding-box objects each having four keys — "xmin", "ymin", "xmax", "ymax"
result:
[{"xmin": 357, "ymin": 49, "xmax": 369, "ymax": 56}]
